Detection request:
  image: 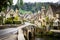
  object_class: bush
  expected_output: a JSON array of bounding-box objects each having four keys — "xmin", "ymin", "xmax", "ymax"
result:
[
  {"xmin": 5, "ymin": 19, "xmax": 13, "ymax": 24},
  {"xmin": 5, "ymin": 16, "xmax": 22, "ymax": 24},
  {"xmin": 13, "ymin": 21, "xmax": 21, "ymax": 24},
  {"xmin": 0, "ymin": 16, "xmax": 3, "ymax": 24},
  {"xmin": 0, "ymin": 16, "xmax": 3, "ymax": 20},
  {"xmin": 46, "ymin": 31, "xmax": 54, "ymax": 36},
  {"xmin": 5, "ymin": 17, "xmax": 14, "ymax": 24},
  {"xmin": 5, "ymin": 19, "xmax": 22, "ymax": 24}
]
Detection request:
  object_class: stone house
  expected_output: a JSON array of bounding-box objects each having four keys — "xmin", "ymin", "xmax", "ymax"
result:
[
  {"xmin": 46, "ymin": 4, "xmax": 60, "ymax": 20},
  {"xmin": 46, "ymin": 4, "xmax": 60, "ymax": 29},
  {"xmin": 6, "ymin": 9, "xmax": 20, "ymax": 21}
]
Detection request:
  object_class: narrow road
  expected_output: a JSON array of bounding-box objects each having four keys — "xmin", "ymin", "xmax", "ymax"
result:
[
  {"xmin": 0, "ymin": 22, "xmax": 36, "ymax": 40},
  {"xmin": 0, "ymin": 28, "xmax": 18, "ymax": 40},
  {"xmin": 0, "ymin": 28, "xmax": 18, "ymax": 38}
]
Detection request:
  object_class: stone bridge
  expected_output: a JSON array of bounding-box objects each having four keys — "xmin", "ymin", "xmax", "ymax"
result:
[
  {"xmin": 0, "ymin": 22, "xmax": 37, "ymax": 40},
  {"xmin": 18, "ymin": 22, "xmax": 37, "ymax": 40}
]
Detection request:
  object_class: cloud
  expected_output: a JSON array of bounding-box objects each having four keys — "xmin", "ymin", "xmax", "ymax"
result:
[
  {"xmin": 23, "ymin": 0, "xmax": 59, "ymax": 3},
  {"xmin": 13, "ymin": 0, "xmax": 17, "ymax": 5},
  {"xmin": 13, "ymin": 0, "xmax": 59, "ymax": 5}
]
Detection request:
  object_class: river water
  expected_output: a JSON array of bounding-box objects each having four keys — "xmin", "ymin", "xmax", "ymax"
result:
[
  {"xmin": 35, "ymin": 37, "xmax": 60, "ymax": 40},
  {"xmin": 29, "ymin": 36, "xmax": 60, "ymax": 40}
]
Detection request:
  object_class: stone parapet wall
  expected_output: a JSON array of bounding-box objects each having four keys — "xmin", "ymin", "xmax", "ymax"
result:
[{"xmin": 0, "ymin": 24, "xmax": 22, "ymax": 29}]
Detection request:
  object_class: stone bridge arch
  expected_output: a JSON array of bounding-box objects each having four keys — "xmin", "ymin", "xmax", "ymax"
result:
[{"xmin": 22, "ymin": 25, "xmax": 36, "ymax": 40}]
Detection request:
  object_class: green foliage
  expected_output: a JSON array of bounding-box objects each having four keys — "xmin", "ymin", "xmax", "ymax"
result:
[
  {"xmin": 49, "ymin": 22, "xmax": 53, "ymax": 27},
  {"xmin": 5, "ymin": 19, "xmax": 13, "ymax": 24},
  {"xmin": 42, "ymin": 25, "xmax": 46, "ymax": 27},
  {"xmin": 13, "ymin": 15, "xmax": 20, "ymax": 21},
  {"xmin": 45, "ymin": 16, "xmax": 49, "ymax": 21},
  {"xmin": 0, "ymin": 0, "xmax": 13, "ymax": 12},
  {"xmin": 13, "ymin": 21, "xmax": 21, "ymax": 24},
  {"xmin": 45, "ymin": 16, "xmax": 54, "ymax": 26},
  {"xmin": 5, "ymin": 18, "xmax": 13, "ymax": 24},
  {"xmin": 17, "ymin": 0, "xmax": 23, "ymax": 8},
  {"xmin": 0, "ymin": 16, "xmax": 3, "ymax": 20},
  {"xmin": 46, "ymin": 31, "xmax": 54, "ymax": 36},
  {"xmin": 8, "ymin": 0, "xmax": 13, "ymax": 5},
  {"xmin": 0, "ymin": 16, "xmax": 4, "ymax": 24},
  {"xmin": 19, "ymin": 9, "xmax": 32, "ymax": 14},
  {"xmin": 45, "ymin": 16, "xmax": 49, "ymax": 24},
  {"xmin": 20, "ymin": 0, "xmax": 23, "ymax": 7},
  {"xmin": 49, "ymin": 18, "xmax": 54, "ymax": 26},
  {"xmin": 17, "ymin": 3, "xmax": 49, "ymax": 13},
  {"xmin": 5, "ymin": 16, "xmax": 21, "ymax": 24}
]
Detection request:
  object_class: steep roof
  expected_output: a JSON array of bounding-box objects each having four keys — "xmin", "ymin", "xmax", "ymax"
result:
[{"xmin": 49, "ymin": 3, "xmax": 60, "ymax": 14}]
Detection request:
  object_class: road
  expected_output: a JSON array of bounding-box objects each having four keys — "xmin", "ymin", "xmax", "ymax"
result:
[
  {"xmin": 0, "ymin": 28, "xmax": 18, "ymax": 39},
  {"xmin": 0, "ymin": 22, "xmax": 36, "ymax": 40}
]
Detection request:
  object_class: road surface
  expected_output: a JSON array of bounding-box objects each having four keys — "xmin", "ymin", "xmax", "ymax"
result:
[{"xmin": 0, "ymin": 22, "xmax": 36, "ymax": 40}]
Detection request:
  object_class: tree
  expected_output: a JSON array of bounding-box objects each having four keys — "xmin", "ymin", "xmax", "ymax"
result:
[
  {"xmin": 0, "ymin": 0, "xmax": 13, "ymax": 12},
  {"xmin": 17, "ymin": 0, "xmax": 23, "ymax": 8},
  {"xmin": 0, "ymin": 0, "xmax": 13, "ymax": 24},
  {"xmin": 20, "ymin": 0, "xmax": 23, "ymax": 8}
]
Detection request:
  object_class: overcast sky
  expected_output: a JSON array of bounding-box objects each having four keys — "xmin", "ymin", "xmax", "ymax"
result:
[{"xmin": 13, "ymin": 0, "xmax": 59, "ymax": 5}]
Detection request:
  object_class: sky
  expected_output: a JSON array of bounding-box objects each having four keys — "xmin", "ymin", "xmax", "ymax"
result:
[{"xmin": 13, "ymin": 0, "xmax": 59, "ymax": 5}]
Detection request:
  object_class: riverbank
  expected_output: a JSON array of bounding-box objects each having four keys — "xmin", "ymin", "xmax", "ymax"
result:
[
  {"xmin": 35, "ymin": 31, "xmax": 60, "ymax": 38},
  {"xmin": 35, "ymin": 36, "xmax": 60, "ymax": 40}
]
